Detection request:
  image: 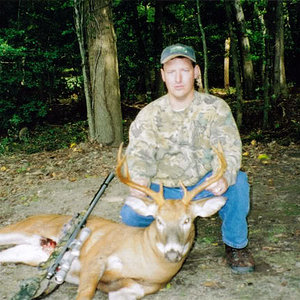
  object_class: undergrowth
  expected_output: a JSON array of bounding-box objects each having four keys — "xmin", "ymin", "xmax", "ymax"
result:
[
  {"xmin": 0, "ymin": 121, "xmax": 88, "ymax": 155},
  {"xmin": 0, "ymin": 90, "xmax": 299, "ymax": 155}
]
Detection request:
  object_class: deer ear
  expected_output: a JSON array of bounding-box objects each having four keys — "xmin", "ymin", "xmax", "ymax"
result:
[
  {"xmin": 125, "ymin": 196, "xmax": 159, "ymax": 216},
  {"xmin": 189, "ymin": 197, "xmax": 226, "ymax": 218}
]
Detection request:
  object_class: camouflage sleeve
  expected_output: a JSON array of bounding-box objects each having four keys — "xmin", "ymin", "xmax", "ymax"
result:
[
  {"xmin": 210, "ymin": 100, "xmax": 242, "ymax": 186},
  {"xmin": 125, "ymin": 105, "xmax": 158, "ymax": 186}
]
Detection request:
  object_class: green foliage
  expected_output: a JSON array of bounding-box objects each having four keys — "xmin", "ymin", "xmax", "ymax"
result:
[
  {"xmin": 0, "ymin": 0, "xmax": 299, "ymax": 153},
  {"xmin": 0, "ymin": 121, "xmax": 88, "ymax": 155},
  {"xmin": 113, "ymin": 0, "xmax": 231, "ymax": 100},
  {"xmin": 0, "ymin": 1, "xmax": 82, "ymax": 133}
]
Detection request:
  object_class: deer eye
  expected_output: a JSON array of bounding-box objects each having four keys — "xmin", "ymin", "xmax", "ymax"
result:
[
  {"xmin": 156, "ymin": 217, "xmax": 164, "ymax": 228},
  {"xmin": 184, "ymin": 218, "xmax": 191, "ymax": 225}
]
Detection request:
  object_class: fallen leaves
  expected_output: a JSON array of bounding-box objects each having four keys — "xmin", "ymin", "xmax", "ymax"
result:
[
  {"xmin": 262, "ymin": 246, "xmax": 281, "ymax": 252},
  {"xmin": 203, "ymin": 281, "xmax": 224, "ymax": 289},
  {"xmin": 0, "ymin": 143, "xmax": 118, "ymax": 204},
  {"xmin": 258, "ymin": 153, "xmax": 271, "ymax": 164}
]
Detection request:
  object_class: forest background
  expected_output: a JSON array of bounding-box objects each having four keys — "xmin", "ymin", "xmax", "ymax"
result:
[
  {"xmin": 0, "ymin": 0, "xmax": 299, "ymax": 154},
  {"xmin": 1, "ymin": 2, "xmax": 300, "ymax": 299}
]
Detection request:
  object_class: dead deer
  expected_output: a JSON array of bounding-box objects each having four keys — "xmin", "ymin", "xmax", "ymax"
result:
[{"xmin": 0, "ymin": 144, "xmax": 227, "ymax": 300}]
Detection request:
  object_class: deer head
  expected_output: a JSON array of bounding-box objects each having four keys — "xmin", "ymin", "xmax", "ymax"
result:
[{"xmin": 116, "ymin": 143, "xmax": 227, "ymax": 263}]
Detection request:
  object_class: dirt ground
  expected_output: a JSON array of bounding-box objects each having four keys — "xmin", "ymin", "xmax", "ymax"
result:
[{"xmin": 0, "ymin": 141, "xmax": 299, "ymax": 299}]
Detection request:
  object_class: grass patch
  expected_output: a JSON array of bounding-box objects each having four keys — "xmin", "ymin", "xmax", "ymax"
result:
[
  {"xmin": 280, "ymin": 202, "xmax": 300, "ymax": 216},
  {"xmin": 266, "ymin": 225, "xmax": 287, "ymax": 243}
]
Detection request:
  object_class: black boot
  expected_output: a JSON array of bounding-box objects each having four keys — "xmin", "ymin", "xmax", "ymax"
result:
[{"xmin": 225, "ymin": 245, "xmax": 255, "ymax": 274}]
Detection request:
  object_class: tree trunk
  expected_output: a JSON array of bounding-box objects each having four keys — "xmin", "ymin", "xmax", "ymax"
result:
[
  {"xmin": 132, "ymin": 0, "xmax": 152, "ymax": 97},
  {"xmin": 153, "ymin": 0, "xmax": 165, "ymax": 99},
  {"xmin": 254, "ymin": 1, "xmax": 270, "ymax": 128},
  {"xmin": 274, "ymin": 0, "xmax": 288, "ymax": 99},
  {"xmin": 85, "ymin": 0, "xmax": 123, "ymax": 145},
  {"xmin": 74, "ymin": 0, "xmax": 95, "ymax": 139},
  {"xmin": 225, "ymin": 0, "xmax": 243, "ymax": 128},
  {"xmin": 234, "ymin": 0, "xmax": 255, "ymax": 99},
  {"xmin": 196, "ymin": 0, "xmax": 209, "ymax": 93},
  {"xmin": 224, "ymin": 37, "xmax": 230, "ymax": 91},
  {"xmin": 196, "ymin": 65, "xmax": 204, "ymax": 92}
]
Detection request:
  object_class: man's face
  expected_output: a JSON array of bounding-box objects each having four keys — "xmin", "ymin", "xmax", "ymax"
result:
[{"xmin": 161, "ymin": 57, "xmax": 199, "ymax": 102}]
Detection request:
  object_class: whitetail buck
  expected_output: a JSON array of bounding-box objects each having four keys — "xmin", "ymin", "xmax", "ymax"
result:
[{"xmin": 0, "ymin": 144, "xmax": 227, "ymax": 300}]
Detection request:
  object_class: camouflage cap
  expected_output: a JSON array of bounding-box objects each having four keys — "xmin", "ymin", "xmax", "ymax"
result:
[{"xmin": 160, "ymin": 43, "xmax": 196, "ymax": 64}]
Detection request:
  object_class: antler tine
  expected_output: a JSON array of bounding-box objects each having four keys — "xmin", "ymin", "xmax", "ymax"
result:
[
  {"xmin": 116, "ymin": 143, "xmax": 165, "ymax": 206},
  {"xmin": 181, "ymin": 143, "xmax": 227, "ymax": 205}
]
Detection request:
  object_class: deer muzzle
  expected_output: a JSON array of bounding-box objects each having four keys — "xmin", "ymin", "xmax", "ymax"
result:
[
  {"xmin": 165, "ymin": 249, "xmax": 182, "ymax": 263},
  {"xmin": 157, "ymin": 240, "xmax": 190, "ymax": 263}
]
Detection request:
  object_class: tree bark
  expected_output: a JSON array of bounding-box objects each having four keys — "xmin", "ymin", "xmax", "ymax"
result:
[
  {"xmin": 224, "ymin": 37, "xmax": 230, "ymax": 91},
  {"xmin": 85, "ymin": 0, "xmax": 123, "ymax": 145},
  {"xmin": 196, "ymin": 65, "xmax": 204, "ymax": 92},
  {"xmin": 274, "ymin": 0, "xmax": 288, "ymax": 99},
  {"xmin": 196, "ymin": 0, "xmax": 209, "ymax": 93},
  {"xmin": 153, "ymin": 0, "xmax": 165, "ymax": 99},
  {"xmin": 234, "ymin": 0, "xmax": 255, "ymax": 99},
  {"xmin": 254, "ymin": 1, "xmax": 270, "ymax": 128},
  {"xmin": 74, "ymin": 0, "xmax": 95, "ymax": 139},
  {"xmin": 131, "ymin": 0, "xmax": 152, "ymax": 97},
  {"xmin": 225, "ymin": 0, "xmax": 243, "ymax": 128}
]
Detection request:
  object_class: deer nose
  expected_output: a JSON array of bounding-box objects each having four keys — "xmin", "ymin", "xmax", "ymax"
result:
[{"xmin": 165, "ymin": 250, "xmax": 182, "ymax": 263}]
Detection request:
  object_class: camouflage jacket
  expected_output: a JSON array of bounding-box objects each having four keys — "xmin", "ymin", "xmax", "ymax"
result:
[{"xmin": 126, "ymin": 91, "xmax": 242, "ymax": 188}]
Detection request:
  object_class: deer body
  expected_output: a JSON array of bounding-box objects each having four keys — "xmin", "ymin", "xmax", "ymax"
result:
[{"xmin": 0, "ymin": 144, "xmax": 227, "ymax": 299}]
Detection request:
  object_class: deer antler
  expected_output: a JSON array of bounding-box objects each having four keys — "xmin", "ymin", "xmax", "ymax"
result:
[
  {"xmin": 181, "ymin": 143, "xmax": 227, "ymax": 205},
  {"xmin": 116, "ymin": 143, "xmax": 165, "ymax": 206},
  {"xmin": 116, "ymin": 143, "xmax": 226, "ymax": 207}
]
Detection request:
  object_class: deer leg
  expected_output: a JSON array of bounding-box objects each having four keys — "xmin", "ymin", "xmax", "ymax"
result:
[
  {"xmin": 0, "ymin": 232, "xmax": 42, "ymax": 246},
  {"xmin": 103, "ymin": 278, "xmax": 164, "ymax": 300},
  {"xmin": 76, "ymin": 255, "xmax": 106, "ymax": 300},
  {"xmin": 0, "ymin": 232, "xmax": 56, "ymax": 266},
  {"xmin": 111, "ymin": 281, "xmax": 165, "ymax": 300},
  {"xmin": 0, "ymin": 244, "xmax": 49, "ymax": 266},
  {"xmin": 107, "ymin": 279, "xmax": 145, "ymax": 300}
]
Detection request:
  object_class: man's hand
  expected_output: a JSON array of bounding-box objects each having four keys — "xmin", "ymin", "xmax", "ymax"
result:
[{"xmin": 205, "ymin": 176, "xmax": 228, "ymax": 196}]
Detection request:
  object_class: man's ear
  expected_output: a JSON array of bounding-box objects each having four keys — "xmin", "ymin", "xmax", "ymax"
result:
[
  {"xmin": 161, "ymin": 68, "xmax": 166, "ymax": 82},
  {"xmin": 194, "ymin": 65, "xmax": 200, "ymax": 79}
]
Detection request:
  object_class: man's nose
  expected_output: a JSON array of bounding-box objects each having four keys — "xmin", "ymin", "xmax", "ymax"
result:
[{"xmin": 175, "ymin": 71, "xmax": 182, "ymax": 83}]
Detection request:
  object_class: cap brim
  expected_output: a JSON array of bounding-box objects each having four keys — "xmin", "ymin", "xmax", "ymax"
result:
[{"xmin": 161, "ymin": 54, "xmax": 196, "ymax": 64}]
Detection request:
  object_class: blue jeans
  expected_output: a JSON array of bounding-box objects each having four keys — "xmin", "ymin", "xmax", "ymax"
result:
[{"xmin": 120, "ymin": 171, "xmax": 250, "ymax": 249}]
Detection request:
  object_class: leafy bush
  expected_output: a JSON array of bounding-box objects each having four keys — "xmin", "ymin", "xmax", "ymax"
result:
[{"xmin": 0, "ymin": 1, "xmax": 81, "ymax": 134}]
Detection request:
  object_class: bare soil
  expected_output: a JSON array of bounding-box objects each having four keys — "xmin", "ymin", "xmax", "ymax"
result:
[{"xmin": 0, "ymin": 141, "xmax": 300, "ymax": 299}]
